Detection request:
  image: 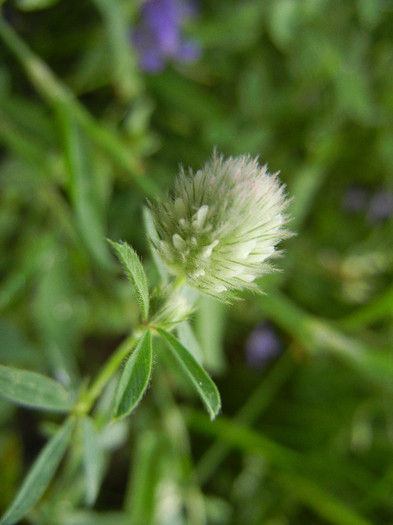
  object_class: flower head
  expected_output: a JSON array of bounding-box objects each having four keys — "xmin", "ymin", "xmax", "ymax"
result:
[
  {"xmin": 132, "ymin": 0, "xmax": 201, "ymax": 73},
  {"xmin": 149, "ymin": 152, "xmax": 291, "ymax": 301}
]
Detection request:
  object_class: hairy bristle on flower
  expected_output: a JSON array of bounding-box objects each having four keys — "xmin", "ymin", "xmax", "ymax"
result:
[{"xmin": 149, "ymin": 152, "xmax": 291, "ymax": 301}]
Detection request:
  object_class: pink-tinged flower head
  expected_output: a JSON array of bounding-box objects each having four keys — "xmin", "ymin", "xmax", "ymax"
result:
[{"xmin": 149, "ymin": 152, "xmax": 291, "ymax": 301}]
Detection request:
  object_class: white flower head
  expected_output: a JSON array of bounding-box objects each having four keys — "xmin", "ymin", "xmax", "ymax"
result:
[{"xmin": 149, "ymin": 152, "xmax": 291, "ymax": 301}]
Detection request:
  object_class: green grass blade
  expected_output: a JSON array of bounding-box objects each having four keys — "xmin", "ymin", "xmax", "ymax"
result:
[
  {"xmin": 0, "ymin": 17, "xmax": 160, "ymax": 198},
  {"xmin": 196, "ymin": 353, "xmax": 294, "ymax": 484},
  {"xmin": 92, "ymin": 0, "xmax": 141, "ymax": 100},
  {"xmin": 157, "ymin": 328, "xmax": 221, "ymax": 420},
  {"xmin": 0, "ymin": 365, "xmax": 73, "ymax": 412},
  {"xmin": 188, "ymin": 411, "xmax": 371, "ymax": 525},
  {"xmin": 124, "ymin": 430, "xmax": 163, "ymax": 525},
  {"xmin": 288, "ymin": 164, "xmax": 326, "ymax": 230},
  {"xmin": 257, "ymin": 291, "xmax": 393, "ymax": 394},
  {"xmin": 340, "ymin": 282, "xmax": 393, "ymax": 330},
  {"xmin": 0, "ymin": 418, "xmax": 74, "ymax": 525},
  {"xmin": 0, "ymin": 106, "xmax": 51, "ymax": 170},
  {"xmin": 57, "ymin": 106, "xmax": 112, "ymax": 270},
  {"xmin": 81, "ymin": 416, "xmax": 105, "ymax": 505},
  {"xmin": 278, "ymin": 472, "xmax": 371, "ymax": 525}
]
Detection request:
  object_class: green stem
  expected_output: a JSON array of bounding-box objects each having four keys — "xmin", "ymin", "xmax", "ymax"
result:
[
  {"xmin": 172, "ymin": 275, "xmax": 187, "ymax": 290},
  {"xmin": 339, "ymin": 282, "xmax": 393, "ymax": 330},
  {"xmin": 74, "ymin": 278, "xmax": 190, "ymax": 415},
  {"xmin": 76, "ymin": 331, "xmax": 140, "ymax": 414}
]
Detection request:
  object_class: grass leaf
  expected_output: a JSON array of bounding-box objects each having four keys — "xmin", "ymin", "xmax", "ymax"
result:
[
  {"xmin": 57, "ymin": 106, "xmax": 112, "ymax": 271},
  {"xmin": 81, "ymin": 416, "xmax": 105, "ymax": 505}
]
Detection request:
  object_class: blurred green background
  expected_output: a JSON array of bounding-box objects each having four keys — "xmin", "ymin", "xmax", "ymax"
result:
[{"xmin": 1, "ymin": 0, "xmax": 393, "ymax": 523}]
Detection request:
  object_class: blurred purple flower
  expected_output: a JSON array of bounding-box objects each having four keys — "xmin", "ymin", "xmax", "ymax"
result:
[
  {"xmin": 367, "ymin": 190, "xmax": 393, "ymax": 223},
  {"xmin": 342, "ymin": 185, "xmax": 393, "ymax": 224},
  {"xmin": 245, "ymin": 323, "xmax": 282, "ymax": 370},
  {"xmin": 342, "ymin": 185, "xmax": 369, "ymax": 214},
  {"xmin": 132, "ymin": 0, "xmax": 201, "ymax": 73}
]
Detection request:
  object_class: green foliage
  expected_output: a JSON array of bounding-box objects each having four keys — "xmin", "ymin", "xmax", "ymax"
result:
[
  {"xmin": 15, "ymin": 0, "xmax": 59, "ymax": 10},
  {"xmin": 1, "ymin": 0, "xmax": 393, "ymax": 523},
  {"xmin": 0, "ymin": 419, "xmax": 74, "ymax": 525},
  {"xmin": 80, "ymin": 416, "xmax": 105, "ymax": 506},
  {"xmin": 124, "ymin": 430, "xmax": 164, "ymax": 525},
  {"xmin": 113, "ymin": 330, "xmax": 153, "ymax": 419},
  {"xmin": 158, "ymin": 328, "xmax": 221, "ymax": 420},
  {"xmin": 108, "ymin": 240, "xmax": 150, "ymax": 319},
  {"xmin": 0, "ymin": 365, "xmax": 73, "ymax": 412},
  {"xmin": 58, "ymin": 107, "xmax": 113, "ymax": 271}
]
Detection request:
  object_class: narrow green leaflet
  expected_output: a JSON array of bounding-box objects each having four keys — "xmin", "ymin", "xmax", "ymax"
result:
[
  {"xmin": 0, "ymin": 418, "xmax": 74, "ymax": 525},
  {"xmin": 124, "ymin": 430, "xmax": 164, "ymax": 524},
  {"xmin": 113, "ymin": 330, "xmax": 152, "ymax": 419},
  {"xmin": 108, "ymin": 240, "xmax": 150, "ymax": 319},
  {"xmin": 0, "ymin": 365, "xmax": 73, "ymax": 412},
  {"xmin": 81, "ymin": 416, "xmax": 105, "ymax": 505},
  {"xmin": 157, "ymin": 328, "xmax": 221, "ymax": 420},
  {"xmin": 177, "ymin": 321, "xmax": 203, "ymax": 363}
]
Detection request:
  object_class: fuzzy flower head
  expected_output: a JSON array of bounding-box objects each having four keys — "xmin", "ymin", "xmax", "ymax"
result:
[{"xmin": 150, "ymin": 153, "xmax": 291, "ymax": 301}]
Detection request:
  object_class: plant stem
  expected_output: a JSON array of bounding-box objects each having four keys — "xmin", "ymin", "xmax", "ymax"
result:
[
  {"xmin": 77, "ymin": 331, "xmax": 140, "ymax": 414},
  {"xmin": 74, "ymin": 278, "xmax": 189, "ymax": 416}
]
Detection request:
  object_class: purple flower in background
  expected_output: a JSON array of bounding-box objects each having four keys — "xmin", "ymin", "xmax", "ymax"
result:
[
  {"xmin": 342, "ymin": 185, "xmax": 369, "ymax": 214},
  {"xmin": 245, "ymin": 323, "xmax": 282, "ymax": 370},
  {"xmin": 367, "ymin": 190, "xmax": 393, "ymax": 223},
  {"xmin": 342, "ymin": 184, "xmax": 393, "ymax": 224},
  {"xmin": 132, "ymin": 0, "xmax": 201, "ymax": 73}
]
